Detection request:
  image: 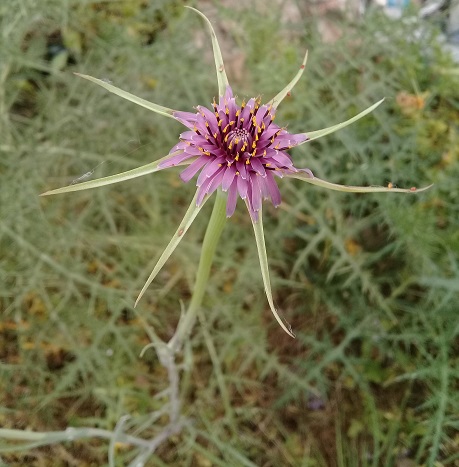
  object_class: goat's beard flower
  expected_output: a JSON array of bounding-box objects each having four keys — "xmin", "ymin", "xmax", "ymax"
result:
[
  {"xmin": 41, "ymin": 7, "xmax": 431, "ymax": 337},
  {"xmin": 162, "ymin": 87, "xmax": 311, "ymax": 220}
]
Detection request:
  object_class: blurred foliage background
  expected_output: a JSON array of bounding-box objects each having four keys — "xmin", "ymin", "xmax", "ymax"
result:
[{"xmin": 1, "ymin": 0, "xmax": 459, "ymax": 465}]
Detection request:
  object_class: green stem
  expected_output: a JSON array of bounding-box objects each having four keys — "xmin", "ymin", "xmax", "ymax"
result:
[{"xmin": 169, "ymin": 190, "xmax": 227, "ymax": 352}]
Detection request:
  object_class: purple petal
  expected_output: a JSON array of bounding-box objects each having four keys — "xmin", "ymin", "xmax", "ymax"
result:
[
  {"xmin": 273, "ymin": 132, "xmax": 308, "ymax": 148},
  {"xmin": 263, "ymin": 108, "xmax": 276, "ymax": 126},
  {"xmin": 226, "ymin": 178, "xmax": 238, "ymax": 217},
  {"xmin": 254, "ymin": 105, "xmax": 268, "ymax": 126},
  {"xmin": 206, "ymin": 167, "xmax": 225, "ymax": 194},
  {"xmin": 196, "ymin": 167, "xmax": 224, "ymax": 205},
  {"xmin": 173, "ymin": 111, "xmax": 198, "ymax": 129},
  {"xmin": 169, "ymin": 141, "xmax": 188, "ymax": 153},
  {"xmin": 196, "ymin": 107, "xmax": 219, "ymax": 134},
  {"xmin": 180, "ymin": 155, "xmax": 210, "ymax": 182},
  {"xmin": 264, "ymin": 170, "xmax": 282, "ymax": 206},
  {"xmin": 250, "ymin": 175, "xmax": 262, "ymax": 212},
  {"xmin": 227, "ymin": 97, "xmax": 237, "ymax": 121},
  {"xmin": 159, "ymin": 151, "xmax": 194, "ymax": 169},
  {"xmin": 245, "ymin": 183, "xmax": 259, "ymax": 222},
  {"xmin": 249, "ymin": 157, "xmax": 266, "ymax": 177},
  {"xmin": 271, "ymin": 151, "xmax": 294, "ymax": 168},
  {"xmin": 235, "ymin": 159, "xmax": 248, "ymax": 179},
  {"xmin": 216, "ymin": 86, "xmax": 234, "ymax": 113},
  {"xmin": 224, "ymin": 86, "xmax": 234, "ymax": 101},
  {"xmin": 179, "ymin": 130, "xmax": 196, "ymax": 140},
  {"xmin": 221, "ymin": 165, "xmax": 236, "ymax": 191},
  {"xmin": 247, "ymin": 205, "xmax": 258, "ymax": 222},
  {"xmin": 184, "ymin": 145, "xmax": 204, "ymax": 156},
  {"xmin": 240, "ymin": 98, "xmax": 255, "ymax": 123},
  {"xmin": 237, "ymin": 175, "xmax": 248, "ymax": 199},
  {"xmin": 258, "ymin": 124, "xmax": 282, "ymax": 143},
  {"xmin": 196, "ymin": 157, "xmax": 225, "ymax": 186}
]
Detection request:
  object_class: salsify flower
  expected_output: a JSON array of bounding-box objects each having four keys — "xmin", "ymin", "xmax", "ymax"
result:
[{"xmin": 41, "ymin": 7, "xmax": 431, "ymax": 337}]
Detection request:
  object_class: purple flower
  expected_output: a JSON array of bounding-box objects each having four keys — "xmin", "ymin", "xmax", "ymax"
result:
[
  {"xmin": 41, "ymin": 7, "xmax": 431, "ymax": 337},
  {"xmin": 161, "ymin": 87, "xmax": 311, "ymax": 220}
]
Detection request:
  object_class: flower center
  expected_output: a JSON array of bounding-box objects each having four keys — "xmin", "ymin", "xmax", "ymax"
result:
[{"xmin": 225, "ymin": 128, "xmax": 252, "ymax": 155}]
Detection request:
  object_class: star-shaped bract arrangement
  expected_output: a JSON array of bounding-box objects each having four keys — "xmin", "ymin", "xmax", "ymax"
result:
[{"xmin": 41, "ymin": 7, "xmax": 431, "ymax": 337}]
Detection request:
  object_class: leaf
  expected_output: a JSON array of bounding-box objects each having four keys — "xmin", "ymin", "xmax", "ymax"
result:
[
  {"xmin": 248, "ymin": 203, "xmax": 295, "ymax": 338},
  {"xmin": 185, "ymin": 6, "xmax": 229, "ymax": 97},
  {"xmin": 135, "ymin": 190, "xmax": 211, "ymax": 306},
  {"xmin": 267, "ymin": 50, "xmax": 308, "ymax": 108},
  {"xmin": 74, "ymin": 73, "xmax": 177, "ymax": 119},
  {"xmin": 40, "ymin": 152, "xmax": 195, "ymax": 196},
  {"xmin": 298, "ymin": 99, "xmax": 385, "ymax": 144},
  {"xmin": 288, "ymin": 172, "xmax": 433, "ymax": 194}
]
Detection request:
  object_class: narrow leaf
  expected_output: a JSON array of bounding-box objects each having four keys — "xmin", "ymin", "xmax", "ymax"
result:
[
  {"xmin": 267, "ymin": 50, "xmax": 308, "ymax": 108},
  {"xmin": 40, "ymin": 152, "xmax": 195, "ymax": 196},
  {"xmin": 297, "ymin": 99, "xmax": 385, "ymax": 145},
  {"xmin": 135, "ymin": 190, "xmax": 210, "ymax": 306},
  {"xmin": 74, "ymin": 73, "xmax": 177, "ymax": 119},
  {"xmin": 248, "ymin": 203, "xmax": 295, "ymax": 338},
  {"xmin": 288, "ymin": 172, "xmax": 433, "ymax": 193},
  {"xmin": 185, "ymin": 6, "xmax": 229, "ymax": 97}
]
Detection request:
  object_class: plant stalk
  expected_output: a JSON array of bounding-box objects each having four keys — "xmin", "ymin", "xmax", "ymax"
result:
[{"xmin": 168, "ymin": 190, "xmax": 227, "ymax": 352}]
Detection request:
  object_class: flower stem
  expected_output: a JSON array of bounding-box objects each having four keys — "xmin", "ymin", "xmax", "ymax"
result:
[{"xmin": 169, "ymin": 190, "xmax": 227, "ymax": 352}]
